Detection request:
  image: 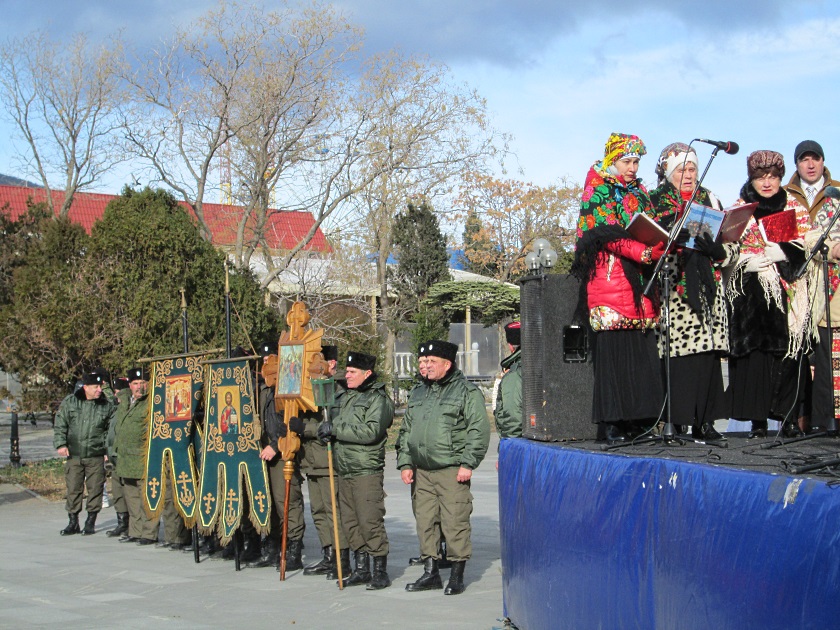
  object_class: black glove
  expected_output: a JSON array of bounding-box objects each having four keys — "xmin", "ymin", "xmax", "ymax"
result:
[
  {"xmin": 317, "ymin": 420, "xmax": 334, "ymax": 445},
  {"xmin": 675, "ymin": 227, "xmax": 690, "ymax": 246},
  {"xmin": 289, "ymin": 416, "xmax": 305, "ymax": 436},
  {"xmin": 277, "ymin": 421, "xmax": 287, "ymax": 438},
  {"xmin": 694, "ymin": 232, "xmax": 726, "ymax": 261}
]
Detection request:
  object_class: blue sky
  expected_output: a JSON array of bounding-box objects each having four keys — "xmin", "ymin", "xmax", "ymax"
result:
[{"xmin": 1, "ymin": 1, "xmax": 840, "ymax": 207}]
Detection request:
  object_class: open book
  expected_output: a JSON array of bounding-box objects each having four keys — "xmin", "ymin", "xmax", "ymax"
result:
[
  {"xmin": 683, "ymin": 201, "xmax": 757, "ymax": 249},
  {"xmin": 626, "ymin": 213, "xmax": 668, "ymax": 246}
]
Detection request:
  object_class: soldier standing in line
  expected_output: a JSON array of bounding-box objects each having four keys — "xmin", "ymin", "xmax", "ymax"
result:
[
  {"xmin": 113, "ymin": 367, "xmax": 158, "ymax": 545},
  {"xmin": 398, "ymin": 340, "xmax": 490, "ymax": 595},
  {"xmin": 54, "ymin": 369, "xmax": 117, "ymax": 536},
  {"xmin": 249, "ymin": 340, "xmax": 306, "ymax": 570},
  {"xmin": 494, "ymin": 321, "xmax": 523, "ymax": 440},
  {"xmin": 299, "ymin": 345, "xmax": 349, "ymax": 579},
  {"xmin": 317, "ymin": 351, "xmax": 394, "ymax": 589},
  {"xmin": 105, "ymin": 379, "xmax": 131, "ymax": 538}
]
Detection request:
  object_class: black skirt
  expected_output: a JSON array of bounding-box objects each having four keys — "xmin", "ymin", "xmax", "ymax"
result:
[
  {"xmin": 591, "ymin": 329, "xmax": 664, "ymax": 423},
  {"xmin": 665, "ymin": 352, "xmax": 728, "ymax": 426},
  {"xmin": 729, "ymin": 350, "xmax": 804, "ymax": 423}
]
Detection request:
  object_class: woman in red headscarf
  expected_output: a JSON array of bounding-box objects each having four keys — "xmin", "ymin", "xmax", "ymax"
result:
[{"xmin": 572, "ymin": 132, "xmax": 665, "ymax": 443}]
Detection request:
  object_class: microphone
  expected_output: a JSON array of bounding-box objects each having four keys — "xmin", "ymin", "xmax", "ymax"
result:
[
  {"xmin": 694, "ymin": 139, "xmax": 739, "ymax": 155},
  {"xmin": 825, "ymin": 186, "xmax": 840, "ymax": 200}
]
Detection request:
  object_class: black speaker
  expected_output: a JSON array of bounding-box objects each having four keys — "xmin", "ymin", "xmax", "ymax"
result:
[{"xmin": 520, "ymin": 274, "xmax": 597, "ymax": 441}]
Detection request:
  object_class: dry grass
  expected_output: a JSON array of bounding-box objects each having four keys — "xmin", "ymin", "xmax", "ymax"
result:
[{"xmin": 0, "ymin": 458, "xmax": 65, "ymax": 501}]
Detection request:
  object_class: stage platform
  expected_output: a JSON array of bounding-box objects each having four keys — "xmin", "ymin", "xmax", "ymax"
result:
[{"xmin": 498, "ymin": 432, "xmax": 840, "ymax": 630}]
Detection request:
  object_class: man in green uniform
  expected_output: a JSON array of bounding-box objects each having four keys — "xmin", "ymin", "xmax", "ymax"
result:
[
  {"xmin": 494, "ymin": 321, "xmax": 523, "ymax": 440},
  {"xmin": 105, "ymin": 380, "xmax": 131, "ymax": 538},
  {"xmin": 318, "ymin": 351, "xmax": 394, "ymax": 589},
  {"xmin": 54, "ymin": 369, "xmax": 117, "ymax": 536},
  {"xmin": 113, "ymin": 367, "xmax": 158, "ymax": 545},
  {"xmin": 249, "ymin": 340, "xmax": 306, "ymax": 570},
  {"xmin": 299, "ymin": 345, "xmax": 348, "ymax": 579},
  {"xmin": 398, "ymin": 340, "xmax": 490, "ymax": 595}
]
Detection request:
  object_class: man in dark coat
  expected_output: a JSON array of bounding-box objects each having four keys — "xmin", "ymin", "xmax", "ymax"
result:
[
  {"xmin": 54, "ymin": 369, "xmax": 117, "ymax": 536},
  {"xmin": 398, "ymin": 340, "xmax": 490, "ymax": 595}
]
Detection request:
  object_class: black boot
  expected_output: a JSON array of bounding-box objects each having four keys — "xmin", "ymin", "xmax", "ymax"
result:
[
  {"xmin": 304, "ymin": 545, "xmax": 333, "ymax": 575},
  {"xmin": 240, "ymin": 532, "xmax": 262, "ymax": 563},
  {"xmin": 285, "ymin": 539, "xmax": 304, "ymax": 571},
  {"xmin": 438, "ymin": 540, "xmax": 452, "ymax": 569},
  {"xmin": 692, "ymin": 422, "xmax": 726, "ymax": 441},
  {"xmin": 366, "ymin": 555, "xmax": 391, "ymax": 590},
  {"xmin": 326, "ymin": 548, "xmax": 350, "ymax": 580},
  {"xmin": 106, "ymin": 512, "xmax": 129, "ymax": 538},
  {"xmin": 749, "ymin": 420, "xmax": 768, "ymax": 439},
  {"xmin": 340, "ymin": 550, "xmax": 371, "ymax": 587},
  {"xmin": 783, "ymin": 419, "xmax": 805, "ymax": 438},
  {"xmin": 60, "ymin": 512, "xmax": 80, "ymax": 536},
  {"xmin": 405, "ymin": 557, "xmax": 443, "ymax": 592},
  {"xmin": 444, "ymin": 560, "xmax": 466, "ymax": 595},
  {"xmin": 81, "ymin": 512, "xmax": 97, "ymax": 535},
  {"xmin": 246, "ymin": 537, "xmax": 279, "ymax": 568}
]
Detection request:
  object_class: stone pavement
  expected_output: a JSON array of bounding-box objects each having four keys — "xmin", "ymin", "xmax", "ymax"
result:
[{"xmin": 0, "ymin": 434, "xmax": 506, "ymax": 629}]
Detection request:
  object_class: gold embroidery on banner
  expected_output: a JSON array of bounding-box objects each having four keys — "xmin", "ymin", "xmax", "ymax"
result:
[
  {"xmin": 203, "ymin": 492, "xmax": 216, "ymax": 515},
  {"xmin": 225, "ymin": 488, "xmax": 239, "ymax": 527},
  {"xmin": 226, "ymin": 442, "xmax": 235, "ymax": 457},
  {"xmin": 177, "ymin": 471, "xmax": 195, "ymax": 507},
  {"xmin": 237, "ymin": 420, "xmax": 259, "ymax": 453},
  {"xmin": 155, "ymin": 360, "xmax": 173, "ymax": 387},
  {"xmin": 176, "ymin": 357, "xmax": 184, "ymax": 369},
  {"xmin": 148, "ymin": 477, "xmax": 160, "ymax": 499},
  {"xmin": 152, "ymin": 412, "xmax": 172, "ymax": 439},
  {"xmin": 206, "ymin": 425, "xmax": 224, "ymax": 453},
  {"xmin": 254, "ymin": 490, "xmax": 266, "ymax": 514},
  {"xmin": 174, "ymin": 427, "xmax": 183, "ymax": 442}
]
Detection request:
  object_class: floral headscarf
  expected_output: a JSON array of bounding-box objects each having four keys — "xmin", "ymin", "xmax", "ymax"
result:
[
  {"xmin": 601, "ymin": 132, "xmax": 647, "ymax": 172},
  {"xmin": 747, "ymin": 150, "xmax": 785, "ymax": 180},
  {"xmin": 654, "ymin": 142, "xmax": 698, "ymax": 185}
]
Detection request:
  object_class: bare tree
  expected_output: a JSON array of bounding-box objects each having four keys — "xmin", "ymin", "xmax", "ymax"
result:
[{"xmin": 0, "ymin": 31, "xmax": 125, "ymax": 217}]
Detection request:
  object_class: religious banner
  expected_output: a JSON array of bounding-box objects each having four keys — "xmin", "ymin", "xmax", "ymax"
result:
[
  {"xmin": 197, "ymin": 358, "xmax": 271, "ymax": 544},
  {"xmin": 143, "ymin": 352, "xmax": 208, "ymax": 526}
]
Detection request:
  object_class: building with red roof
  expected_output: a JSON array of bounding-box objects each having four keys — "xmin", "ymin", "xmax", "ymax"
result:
[{"xmin": 0, "ymin": 184, "xmax": 331, "ymax": 254}]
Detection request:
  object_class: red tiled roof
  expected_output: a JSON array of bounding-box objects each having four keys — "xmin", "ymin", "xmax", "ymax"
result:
[{"xmin": 0, "ymin": 185, "xmax": 331, "ymax": 252}]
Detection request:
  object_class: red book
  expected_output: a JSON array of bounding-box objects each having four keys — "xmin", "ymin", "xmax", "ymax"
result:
[{"xmin": 758, "ymin": 210, "xmax": 798, "ymax": 242}]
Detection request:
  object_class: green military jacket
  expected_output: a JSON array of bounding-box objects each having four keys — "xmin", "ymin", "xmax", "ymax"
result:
[
  {"xmin": 113, "ymin": 394, "xmax": 150, "ymax": 480},
  {"xmin": 494, "ymin": 348, "xmax": 523, "ymax": 439},
  {"xmin": 53, "ymin": 390, "xmax": 116, "ymax": 459},
  {"xmin": 397, "ymin": 367, "xmax": 490, "ymax": 472},
  {"xmin": 333, "ymin": 379, "xmax": 394, "ymax": 478},
  {"xmin": 299, "ymin": 382, "xmax": 346, "ymax": 476}
]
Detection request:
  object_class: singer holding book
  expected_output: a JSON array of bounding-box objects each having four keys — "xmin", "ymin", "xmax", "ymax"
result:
[
  {"xmin": 571, "ymin": 132, "xmax": 665, "ymax": 444},
  {"xmin": 726, "ymin": 150, "xmax": 810, "ymax": 439},
  {"xmin": 648, "ymin": 142, "xmax": 738, "ymax": 441}
]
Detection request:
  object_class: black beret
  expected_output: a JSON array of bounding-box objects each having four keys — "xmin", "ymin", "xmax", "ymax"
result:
[
  {"xmin": 505, "ymin": 321, "xmax": 521, "ymax": 346},
  {"xmin": 321, "ymin": 345, "xmax": 338, "ymax": 362},
  {"xmin": 126, "ymin": 367, "xmax": 147, "ymax": 382},
  {"xmin": 231, "ymin": 345, "xmax": 249, "ymax": 359},
  {"xmin": 82, "ymin": 371, "xmax": 105, "ymax": 386},
  {"xmin": 346, "ymin": 351, "xmax": 376, "ymax": 371},
  {"xmin": 113, "ymin": 377, "xmax": 130, "ymax": 391},
  {"xmin": 424, "ymin": 340, "xmax": 458, "ymax": 364}
]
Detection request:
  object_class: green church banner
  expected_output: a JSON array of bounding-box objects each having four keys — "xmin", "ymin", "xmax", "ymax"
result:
[
  {"xmin": 143, "ymin": 353, "xmax": 206, "ymax": 526},
  {"xmin": 197, "ymin": 358, "xmax": 270, "ymax": 544}
]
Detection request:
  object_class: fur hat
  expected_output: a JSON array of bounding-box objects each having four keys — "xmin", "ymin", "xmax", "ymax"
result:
[
  {"xmin": 747, "ymin": 150, "xmax": 785, "ymax": 180},
  {"xmin": 82, "ymin": 371, "xmax": 105, "ymax": 386},
  {"xmin": 504, "ymin": 321, "xmax": 521, "ymax": 346},
  {"xmin": 126, "ymin": 367, "xmax": 147, "ymax": 382},
  {"xmin": 321, "ymin": 345, "xmax": 338, "ymax": 362},
  {"xmin": 424, "ymin": 340, "xmax": 458, "ymax": 364},
  {"xmin": 257, "ymin": 340, "xmax": 275, "ymax": 357},
  {"xmin": 346, "ymin": 351, "xmax": 376, "ymax": 371}
]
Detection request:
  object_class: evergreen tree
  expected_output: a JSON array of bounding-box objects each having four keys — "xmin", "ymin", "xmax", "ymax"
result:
[{"xmin": 390, "ymin": 199, "xmax": 451, "ymax": 347}]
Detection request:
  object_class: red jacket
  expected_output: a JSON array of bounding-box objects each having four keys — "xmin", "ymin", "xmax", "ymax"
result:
[{"xmin": 587, "ymin": 239, "xmax": 659, "ymax": 323}]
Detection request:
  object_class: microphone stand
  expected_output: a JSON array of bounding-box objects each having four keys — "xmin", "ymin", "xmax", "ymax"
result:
[
  {"xmin": 762, "ymin": 198, "xmax": 840, "ymax": 449},
  {"xmin": 608, "ymin": 145, "xmax": 727, "ymax": 450}
]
